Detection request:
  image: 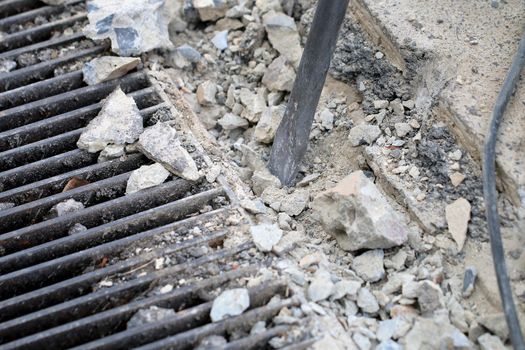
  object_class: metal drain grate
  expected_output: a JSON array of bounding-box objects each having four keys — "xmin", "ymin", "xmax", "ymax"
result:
[{"xmin": 0, "ymin": 1, "xmax": 304, "ymax": 349}]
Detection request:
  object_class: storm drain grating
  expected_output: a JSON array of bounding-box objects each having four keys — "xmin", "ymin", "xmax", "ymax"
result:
[{"xmin": 0, "ymin": 1, "xmax": 306, "ymax": 349}]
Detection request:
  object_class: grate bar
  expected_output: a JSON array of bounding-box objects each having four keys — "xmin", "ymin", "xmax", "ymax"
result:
[
  {"xmin": 0, "ymin": 32, "xmax": 85, "ymax": 60},
  {"xmin": 72, "ymin": 281, "xmax": 287, "ymax": 350},
  {"xmin": 0, "ymin": 89, "xmax": 162, "ymax": 151},
  {"xmin": 136, "ymin": 297, "xmax": 297, "ymax": 350},
  {"xmin": 0, "ymin": 243, "xmax": 252, "ymax": 346},
  {"xmin": 222, "ymin": 325, "xmax": 291, "ymax": 350},
  {"xmin": 0, "ymin": 153, "xmax": 147, "ymax": 206},
  {"xmin": 0, "ymin": 70, "xmax": 150, "ymax": 130},
  {"xmin": 0, "ymin": 44, "xmax": 106, "ymax": 92},
  {"xmin": 0, "ymin": 13, "xmax": 87, "ymax": 52},
  {"xmin": 0, "ymin": 228, "xmax": 229, "ymax": 322},
  {"xmin": 0, "ymin": 188, "xmax": 224, "ymax": 275},
  {"xmin": 0, "ymin": 0, "xmax": 83, "ymax": 31},
  {"xmin": 0, "ymin": 0, "xmax": 42, "ymax": 19}
]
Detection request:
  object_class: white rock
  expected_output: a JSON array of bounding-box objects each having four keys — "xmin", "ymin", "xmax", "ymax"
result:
[
  {"xmin": 84, "ymin": 0, "xmax": 175, "ymax": 56},
  {"xmin": 280, "ymin": 189, "xmax": 309, "ymax": 216},
  {"xmin": 170, "ymin": 44, "xmax": 202, "ymax": 68},
  {"xmin": 352, "ymin": 249, "xmax": 385, "ymax": 282},
  {"xmin": 308, "ymin": 269, "xmax": 334, "ymax": 302},
  {"xmin": 478, "ymin": 333, "xmax": 506, "ymax": 350},
  {"xmin": 445, "ymin": 198, "xmax": 471, "ymax": 251},
  {"xmin": 449, "ymin": 149, "xmax": 463, "ymax": 161},
  {"xmin": 312, "ymin": 171, "xmax": 408, "ymax": 251},
  {"xmin": 82, "ymin": 56, "xmax": 140, "ymax": 85},
  {"xmin": 254, "ymin": 105, "xmax": 286, "ymax": 143},
  {"xmin": 348, "ymin": 124, "xmax": 381, "ymax": 146},
  {"xmin": 137, "ymin": 122, "xmax": 199, "ymax": 181},
  {"xmin": 126, "ymin": 163, "xmax": 170, "ymax": 194},
  {"xmin": 376, "ymin": 340, "xmax": 402, "ymax": 350},
  {"xmin": 262, "ymin": 11, "xmax": 302, "ymax": 67},
  {"xmin": 127, "ymin": 306, "xmax": 175, "ymax": 328},
  {"xmin": 196, "ymin": 81, "xmax": 217, "ymax": 106},
  {"xmin": 331, "ymin": 280, "xmax": 361, "ymax": 300},
  {"xmin": 319, "ymin": 109, "xmax": 334, "ymax": 130},
  {"xmin": 218, "ymin": 113, "xmax": 248, "ymax": 130},
  {"xmin": 394, "ymin": 123, "xmax": 412, "ymax": 138},
  {"xmin": 98, "ymin": 144, "xmax": 125, "ymax": 162},
  {"xmin": 373, "ymin": 100, "xmax": 389, "ymax": 109},
  {"xmin": 193, "ymin": 0, "xmax": 227, "ymax": 21},
  {"xmin": 353, "ymin": 332, "xmax": 371, "ymax": 350},
  {"xmin": 390, "ymin": 100, "xmax": 405, "ymax": 115},
  {"xmin": 250, "ymin": 223, "xmax": 283, "ymax": 252},
  {"xmin": 262, "ymin": 56, "xmax": 295, "ymax": 92},
  {"xmin": 68, "ymin": 223, "xmax": 87, "ymax": 235},
  {"xmin": 211, "ymin": 30, "xmax": 228, "ymax": 51},
  {"xmin": 210, "ymin": 288, "xmax": 250, "ymax": 322},
  {"xmin": 239, "ymin": 88, "xmax": 266, "ymax": 122},
  {"xmin": 56, "ymin": 198, "xmax": 84, "ymax": 216},
  {"xmin": 0, "ymin": 59, "xmax": 16, "ymax": 73},
  {"xmin": 77, "ymin": 87, "xmax": 143, "ymax": 153},
  {"xmin": 357, "ymin": 288, "xmax": 379, "ymax": 314},
  {"xmin": 404, "ymin": 318, "xmax": 472, "ymax": 350},
  {"xmin": 251, "ymin": 170, "xmax": 281, "ymax": 195}
]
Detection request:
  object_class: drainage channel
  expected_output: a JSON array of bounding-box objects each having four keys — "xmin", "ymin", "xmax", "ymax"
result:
[{"xmin": 0, "ymin": 1, "xmax": 305, "ymax": 348}]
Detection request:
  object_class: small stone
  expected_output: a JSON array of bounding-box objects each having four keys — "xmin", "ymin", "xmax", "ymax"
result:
[
  {"xmin": 297, "ymin": 173, "xmax": 320, "ymax": 187},
  {"xmin": 353, "ymin": 332, "xmax": 371, "ymax": 350},
  {"xmin": 195, "ymin": 335, "xmax": 228, "ymax": 350},
  {"xmin": 408, "ymin": 119, "xmax": 420, "ymax": 129},
  {"xmin": 405, "ymin": 318, "xmax": 472, "ymax": 350},
  {"xmin": 319, "ymin": 108, "xmax": 334, "ymax": 130},
  {"xmin": 416, "ymin": 280, "xmax": 445, "ymax": 314},
  {"xmin": 98, "ymin": 144, "xmax": 125, "ymax": 162},
  {"xmin": 478, "ymin": 333, "xmax": 506, "ymax": 350},
  {"xmin": 192, "ymin": 0, "xmax": 227, "ymax": 21},
  {"xmin": 251, "ymin": 170, "xmax": 281, "ymax": 195},
  {"xmin": 376, "ymin": 340, "xmax": 402, "ymax": 350},
  {"xmin": 55, "ymin": 199, "xmax": 84, "ymax": 216},
  {"xmin": 462, "ymin": 266, "xmax": 477, "ymax": 298},
  {"xmin": 262, "ymin": 11, "xmax": 302, "ymax": 67},
  {"xmin": 357, "ymin": 288, "xmax": 379, "ymax": 313},
  {"xmin": 159, "ymin": 284, "xmax": 173, "ymax": 294},
  {"xmin": 82, "ymin": 56, "xmax": 140, "ymax": 85},
  {"xmin": 311, "ymin": 171, "xmax": 408, "ymax": 251},
  {"xmin": 280, "ymin": 189, "xmax": 309, "ymax": 216},
  {"xmin": 352, "ymin": 249, "xmax": 385, "ymax": 282},
  {"xmin": 239, "ymin": 88, "xmax": 266, "ymax": 122},
  {"xmin": 250, "ymin": 223, "xmax": 283, "ymax": 252},
  {"xmin": 299, "ymin": 252, "xmax": 323, "ymax": 268},
  {"xmin": 77, "ymin": 87, "xmax": 143, "ymax": 153},
  {"xmin": 408, "ymin": 166, "xmax": 420, "ymax": 179},
  {"xmin": 348, "ymin": 124, "xmax": 382, "ymax": 146},
  {"xmin": 373, "ymin": 100, "xmax": 389, "ymax": 109},
  {"xmin": 375, "ymin": 51, "xmax": 384, "ymax": 59},
  {"xmin": 211, "ymin": 30, "xmax": 228, "ymax": 51},
  {"xmin": 445, "ymin": 198, "xmax": 471, "ymax": 251},
  {"xmin": 449, "ymin": 172, "xmax": 466, "ymax": 187},
  {"xmin": 126, "ymin": 163, "xmax": 170, "ymax": 194},
  {"xmin": 210, "ymin": 288, "xmax": 250, "ymax": 322},
  {"xmin": 218, "ymin": 113, "xmax": 248, "ymax": 130},
  {"xmin": 284, "ymin": 266, "xmax": 306, "ymax": 286},
  {"xmin": 384, "ymin": 250, "xmax": 407, "ymax": 270},
  {"xmin": 240, "ymin": 198, "xmax": 266, "ymax": 214},
  {"xmin": 390, "ymin": 100, "xmax": 405, "ymax": 115},
  {"xmin": 196, "ymin": 81, "xmax": 217, "ymax": 106},
  {"xmin": 394, "ymin": 123, "xmax": 412, "ymax": 138},
  {"xmin": 403, "ymin": 100, "xmax": 415, "ymax": 109},
  {"xmin": 308, "ymin": 269, "xmax": 334, "ymax": 302},
  {"xmin": 331, "ymin": 280, "xmax": 361, "ymax": 300},
  {"xmin": 68, "ymin": 223, "xmax": 87, "ymax": 235},
  {"xmin": 127, "ymin": 306, "xmax": 175, "ymax": 328},
  {"xmin": 137, "ymin": 122, "xmax": 200, "ymax": 181},
  {"xmin": 449, "ymin": 149, "xmax": 463, "ymax": 161},
  {"xmin": 478, "ymin": 313, "xmax": 509, "ymax": 340},
  {"xmin": 170, "ymin": 44, "xmax": 201, "ymax": 68},
  {"xmin": 0, "ymin": 59, "xmax": 17, "ymax": 73},
  {"xmin": 254, "ymin": 105, "xmax": 286, "ymax": 143},
  {"xmin": 262, "ymin": 56, "xmax": 295, "ymax": 92}
]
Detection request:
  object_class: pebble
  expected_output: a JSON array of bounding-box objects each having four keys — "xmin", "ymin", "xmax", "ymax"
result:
[
  {"xmin": 462, "ymin": 266, "xmax": 477, "ymax": 298},
  {"xmin": 449, "ymin": 149, "xmax": 462, "ymax": 161},
  {"xmin": 299, "ymin": 252, "xmax": 323, "ymax": 268},
  {"xmin": 193, "ymin": 0, "xmax": 228, "ymax": 21},
  {"xmin": 375, "ymin": 51, "xmax": 385, "ymax": 59},
  {"xmin": 210, "ymin": 288, "xmax": 250, "ymax": 322},
  {"xmin": 98, "ymin": 144, "xmax": 125, "ymax": 162},
  {"xmin": 348, "ymin": 124, "xmax": 382, "ymax": 146},
  {"xmin": 196, "ymin": 81, "xmax": 217, "ymax": 106},
  {"xmin": 254, "ymin": 105, "xmax": 286, "ymax": 143},
  {"xmin": 390, "ymin": 100, "xmax": 405, "ymax": 115},
  {"xmin": 357, "ymin": 288, "xmax": 379, "ymax": 314},
  {"xmin": 319, "ymin": 108, "xmax": 334, "ymax": 130},
  {"xmin": 308, "ymin": 269, "xmax": 334, "ymax": 302},
  {"xmin": 68, "ymin": 223, "xmax": 87, "ymax": 235},
  {"xmin": 384, "ymin": 250, "xmax": 407, "ymax": 270},
  {"xmin": 240, "ymin": 198, "xmax": 266, "ymax": 214},
  {"xmin": 402, "ymin": 100, "xmax": 415, "ymax": 109},
  {"xmin": 394, "ymin": 122, "xmax": 412, "ymax": 138},
  {"xmin": 280, "ymin": 189, "xmax": 309, "ymax": 216},
  {"xmin": 408, "ymin": 166, "xmax": 420, "ymax": 179},
  {"xmin": 211, "ymin": 30, "xmax": 228, "ymax": 51},
  {"xmin": 250, "ymin": 223, "xmax": 283, "ymax": 252},
  {"xmin": 127, "ymin": 306, "xmax": 175, "ymax": 328},
  {"xmin": 416, "ymin": 280, "xmax": 444, "ymax": 314},
  {"xmin": 445, "ymin": 197, "xmax": 471, "ymax": 251},
  {"xmin": 0, "ymin": 59, "xmax": 16, "ymax": 73},
  {"xmin": 352, "ymin": 249, "xmax": 385, "ymax": 283},
  {"xmin": 56, "ymin": 199, "xmax": 84, "ymax": 216},
  {"xmin": 449, "ymin": 172, "xmax": 466, "ymax": 187},
  {"xmin": 262, "ymin": 56, "xmax": 295, "ymax": 92},
  {"xmin": 331, "ymin": 280, "xmax": 361, "ymax": 300},
  {"xmin": 126, "ymin": 163, "xmax": 170, "ymax": 194},
  {"xmin": 218, "ymin": 113, "xmax": 248, "ymax": 130},
  {"xmin": 82, "ymin": 56, "xmax": 140, "ymax": 85}
]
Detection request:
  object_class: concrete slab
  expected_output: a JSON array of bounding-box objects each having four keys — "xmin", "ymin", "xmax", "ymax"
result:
[{"xmin": 352, "ymin": 0, "xmax": 525, "ymax": 206}]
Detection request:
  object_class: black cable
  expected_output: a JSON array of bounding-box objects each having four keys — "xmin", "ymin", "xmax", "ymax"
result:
[{"xmin": 483, "ymin": 27, "xmax": 525, "ymax": 350}]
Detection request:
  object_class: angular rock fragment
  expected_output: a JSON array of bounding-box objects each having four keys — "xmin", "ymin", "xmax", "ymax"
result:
[
  {"xmin": 170, "ymin": 44, "xmax": 202, "ymax": 68},
  {"xmin": 478, "ymin": 333, "xmax": 506, "ymax": 350},
  {"xmin": 312, "ymin": 171, "xmax": 408, "ymax": 251},
  {"xmin": 196, "ymin": 81, "xmax": 217, "ymax": 106},
  {"xmin": 127, "ymin": 306, "xmax": 175, "ymax": 328},
  {"xmin": 211, "ymin": 30, "xmax": 228, "ymax": 51},
  {"xmin": 82, "ymin": 56, "xmax": 140, "ymax": 85},
  {"xmin": 250, "ymin": 223, "xmax": 283, "ymax": 252},
  {"xmin": 308, "ymin": 269, "xmax": 334, "ymax": 302},
  {"xmin": 352, "ymin": 249, "xmax": 385, "ymax": 282},
  {"xmin": 403, "ymin": 318, "xmax": 472, "ymax": 350},
  {"xmin": 254, "ymin": 105, "xmax": 286, "ymax": 143},
  {"xmin": 77, "ymin": 87, "xmax": 143, "ymax": 152},
  {"xmin": 416, "ymin": 280, "xmax": 445, "ymax": 314},
  {"xmin": 348, "ymin": 124, "xmax": 381, "ymax": 146},
  {"xmin": 262, "ymin": 56, "xmax": 295, "ymax": 92},
  {"xmin": 445, "ymin": 197, "xmax": 471, "ymax": 251},
  {"xmin": 68, "ymin": 223, "xmax": 87, "ymax": 235},
  {"xmin": 98, "ymin": 144, "xmax": 125, "ymax": 162},
  {"xmin": 192, "ymin": 0, "xmax": 228, "ymax": 21},
  {"xmin": 0, "ymin": 59, "xmax": 16, "ymax": 73},
  {"xmin": 462, "ymin": 266, "xmax": 477, "ymax": 298},
  {"xmin": 210, "ymin": 288, "xmax": 250, "ymax": 322},
  {"xmin": 357, "ymin": 287, "xmax": 379, "ymax": 313},
  {"xmin": 262, "ymin": 11, "xmax": 302, "ymax": 66},
  {"xmin": 84, "ymin": 0, "xmax": 175, "ymax": 56},
  {"xmin": 126, "ymin": 163, "xmax": 170, "ymax": 195},
  {"xmin": 137, "ymin": 123, "xmax": 200, "ymax": 181},
  {"xmin": 218, "ymin": 113, "xmax": 248, "ymax": 130},
  {"xmin": 55, "ymin": 199, "xmax": 84, "ymax": 216}
]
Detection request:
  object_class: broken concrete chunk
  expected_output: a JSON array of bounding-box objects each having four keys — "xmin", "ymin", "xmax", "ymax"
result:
[
  {"xmin": 84, "ymin": 0, "xmax": 175, "ymax": 56},
  {"xmin": 0, "ymin": 59, "xmax": 16, "ymax": 73},
  {"xmin": 210, "ymin": 288, "xmax": 250, "ymax": 322},
  {"xmin": 254, "ymin": 105, "xmax": 286, "ymax": 144},
  {"xmin": 137, "ymin": 123, "xmax": 200, "ymax": 181},
  {"xmin": 239, "ymin": 88, "xmax": 266, "ymax": 123},
  {"xmin": 348, "ymin": 124, "xmax": 381, "ymax": 146},
  {"xmin": 262, "ymin": 11, "xmax": 302, "ymax": 67},
  {"xmin": 211, "ymin": 30, "xmax": 228, "ymax": 51},
  {"xmin": 68, "ymin": 223, "xmax": 87, "ymax": 235},
  {"xmin": 218, "ymin": 113, "xmax": 248, "ymax": 130},
  {"xmin": 357, "ymin": 287, "xmax": 379, "ymax": 313},
  {"xmin": 192, "ymin": 0, "xmax": 228, "ymax": 21},
  {"xmin": 352, "ymin": 249, "xmax": 385, "ymax": 283},
  {"xmin": 196, "ymin": 81, "xmax": 217, "ymax": 106},
  {"xmin": 416, "ymin": 280, "xmax": 445, "ymax": 314},
  {"xmin": 262, "ymin": 56, "xmax": 295, "ymax": 92},
  {"xmin": 98, "ymin": 144, "xmax": 125, "ymax": 162},
  {"xmin": 280, "ymin": 189, "xmax": 309, "ymax": 216},
  {"xmin": 170, "ymin": 44, "xmax": 202, "ymax": 68},
  {"xmin": 82, "ymin": 56, "xmax": 140, "ymax": 85},
  {"xmin": 127, "ymin": 306, "xmax": 175, "ymax": 328},
  {"xmin": 55, "ymin": 199, "xmax": 84, "ymax": 216},
  {"xmin": 77, "ymin": 87, "xmax": 143, "ymax": 153},
  {"xmin": 250, "ymin": 223, "xmax": 283, "ymax": 252},
  {"xmin": 445, "ymin": 197, "xmax": 471, "ymax": 251},
  {"xmin": 312, "ymin": 171, "xmax": 408, "ymax": 251},
  {"xmin": 308, "ymin": 269, "xmax": 334, "ymax": 302},
  {"xmin": 126, "ymin": 163, "xmax": 170, "ymax": 195}
]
